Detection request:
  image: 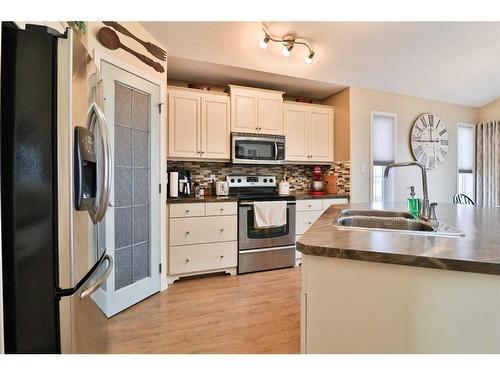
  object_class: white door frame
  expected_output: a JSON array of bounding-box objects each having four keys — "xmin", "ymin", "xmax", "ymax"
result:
[
  {"xmin": 92, "ymin": 50, "xmax": 167, "ymax": 292},
  {"xmin": 369, "ymin": 110, "xmax": 398, "ymax": 203}
]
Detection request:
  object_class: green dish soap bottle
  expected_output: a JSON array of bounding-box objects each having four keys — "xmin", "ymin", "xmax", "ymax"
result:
[{"xmin": 407, "ymin": 186, "xmax": 420, "ymax": 219}]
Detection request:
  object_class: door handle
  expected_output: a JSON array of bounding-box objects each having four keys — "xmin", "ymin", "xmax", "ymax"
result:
[
  {"xmin": 87, "ymin": 102, "xmax": 112, "ymax": 224},
  {"xmin": 275, "ymin": 142, "xmax": 278, "ymax": 160},
  {"xmin": 80, "ymin": 254, "xmax": 113, "ymax": 299}
]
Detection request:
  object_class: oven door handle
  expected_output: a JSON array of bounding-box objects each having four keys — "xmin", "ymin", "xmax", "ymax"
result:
[{"xmin": 239, "ymin": 201, "xmax": 296, "ymax": 207}]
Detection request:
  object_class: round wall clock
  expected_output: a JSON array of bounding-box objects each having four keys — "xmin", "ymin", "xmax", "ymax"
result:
[{"xmin": 410, "ymin": 113, "xmax": 449, "ymax": 170}]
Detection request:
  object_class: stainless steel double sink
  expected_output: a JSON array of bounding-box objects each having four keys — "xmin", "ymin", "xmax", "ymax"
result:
[{"xmin": 334, "ymin": 209, "xmax": 465, "ymax": 237}]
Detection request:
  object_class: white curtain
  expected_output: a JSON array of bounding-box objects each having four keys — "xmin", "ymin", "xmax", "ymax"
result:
[{"xmin": 476, "ymin": 121, "xmax": 500, "ymax": 206}]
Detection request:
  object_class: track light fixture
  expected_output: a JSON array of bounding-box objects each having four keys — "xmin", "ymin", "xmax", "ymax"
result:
[{"xmin": 259, "ymin": 29, "xmax": 315, "ymax": 64}]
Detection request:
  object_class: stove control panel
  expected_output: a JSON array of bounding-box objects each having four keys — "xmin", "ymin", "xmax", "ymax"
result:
[{"xmin": 227, "ymin": 175, "xmax": 277, "ymax": 187}]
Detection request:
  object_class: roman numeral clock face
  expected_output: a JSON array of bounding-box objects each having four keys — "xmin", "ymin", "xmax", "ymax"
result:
[{"xmin": 411, "ymin": 113, "xmax": 448, "ymax": 170}]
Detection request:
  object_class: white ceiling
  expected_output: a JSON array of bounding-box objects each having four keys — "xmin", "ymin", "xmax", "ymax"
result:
[{"xmin": 142, "ymin": 22, "xmax": 500, "ymax": 107}]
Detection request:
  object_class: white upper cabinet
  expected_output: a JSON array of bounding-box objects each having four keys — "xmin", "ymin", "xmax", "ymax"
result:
[
  {"xmin": 168, "ymin": 89, "xmax": 200, "ymax": 159},
  {"xmin": 310, "ymin": 107, "xmax": 334, "ymax": 162},
  {"xmin": 229, "ymin": 85, "xmax": 284, "ymax": 135},
  {"xmin": 168, "ymin": 87, "xmax": 230, "ymax": 160},
  {"xmin": 284, "ymin": 103, "xmax": 309, "ymax": 162},
  {"xmin": 201, "ymin": 95, "xmax": 230, "ymax": 159},
  {"xmin": 284, "ymin": 102, "xmax": 334, "ymax": 164}
]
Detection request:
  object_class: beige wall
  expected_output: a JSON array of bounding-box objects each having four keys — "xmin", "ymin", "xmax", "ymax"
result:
[
  {"xmin": 323, "ymin": 88, "xmax": 350, "ymax": 161},
  {"xmin": 479, "ymin": 98, "xmax": 500, "ymax": 122},
  {"xmin": 349, "ymin": 87, "xmax": 479, "ymax": 203}
]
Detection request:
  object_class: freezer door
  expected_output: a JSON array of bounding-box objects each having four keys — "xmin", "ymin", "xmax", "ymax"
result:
[{"xmin": 57, "ymin": 29, "xmax": 112, "ymax": 353}]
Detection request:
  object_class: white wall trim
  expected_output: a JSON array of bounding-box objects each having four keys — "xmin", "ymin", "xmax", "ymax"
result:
[
  {"xmin": 457, "ymin": 122, "xmax": 476, "ymax": 200},
  {"xmin": 369, "ymin": 110, "xmax": 398, "ymax": 203},
  {"xmin": 92, "ymin": 49, "xmax": 168, "ymax": 291}
]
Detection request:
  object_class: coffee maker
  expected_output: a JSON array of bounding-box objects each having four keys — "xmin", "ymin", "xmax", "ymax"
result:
[
  {"xmin": 309, "ymin": 165, "xmax": 326, "ymax": 195},
  {"xmin": 178, "ymin": 170, "xmax": 192, "ymax": 197}
]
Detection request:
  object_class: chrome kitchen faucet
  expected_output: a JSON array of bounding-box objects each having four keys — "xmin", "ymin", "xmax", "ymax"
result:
[{"xmin": 384, "ymin": 161, "xmax": 430, "ymax": 220}]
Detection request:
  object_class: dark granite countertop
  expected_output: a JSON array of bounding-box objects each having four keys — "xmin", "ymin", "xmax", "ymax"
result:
[
  {"xmin": 297, "ymin": 202, "xmax": 500, "ymax": 276},
  {"xmin": 290, "ymin": 192, "xmax": 350, "ymax": 200},
  {"xmin": 167, "ymin": 196, "xmax": 239, "ymax": 204}
]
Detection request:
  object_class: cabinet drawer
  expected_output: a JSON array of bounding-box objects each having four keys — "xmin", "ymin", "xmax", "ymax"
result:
[
  {"xmin": 169, "ymin": 203, "xmax": 205, "ymax": 218},
  {"xmin": 296, "ymin": 211, "xmax": 322, "ymax": 235},
  {"xmin": 169, "ymin": 241, "xmax": 237, "ymax": 275},
  {"xmin": 322, "ymin": 198, "xmax": 349, "ymax": 211},
  {"xmin": 205, "ymin": 202, "xmax": 237, "ymax": 216},
  {"xmin": 296, "ymin": 199, "xmax": 323, "ymax": 212},
  {"xmin": 170, "ymin": 216, "xmax": 237, "ymax": 246}
]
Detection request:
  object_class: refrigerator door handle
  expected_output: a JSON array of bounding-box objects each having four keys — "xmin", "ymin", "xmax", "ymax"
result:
[
  {"xmin": 88, "ymin": 102, "xmax": 112, "ymax": 224},
  {"xmin": 55, "ymin": 253, "xmax": 111, "ymax": 299},
  {"xmin": 79, "ymin": 254, "xmax": 113, "ymax": 299}
]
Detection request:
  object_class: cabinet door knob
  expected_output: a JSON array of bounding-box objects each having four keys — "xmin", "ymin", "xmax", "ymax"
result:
[
  {"xmin": 185, "ymin": 259, "xmax": 190, "ymax": 263},
  {"xmin": 308, "ymin": 221, "xmax": 312, "ymax": 225},
  {"xmin": 219, "ymin": 228, "xmax": 224, "ymax": 232},
  {"xmin": 308, "ymin": 204, "xmax": 311, "ymax": 208},
  {"xmin": 220, "ymin": 255, "xmax": 224, "ymax": 259},
  {"xmin": 108, "ymin": 201, "xmax": 115, "ymax": 207},
  {"xmin": 185, "ymin": 231, "xmax": 190, "ymax": 235},
  {"xmin": 186, "ymin": 209, "xmax": 190, "ymax": 213},
  {"xmin": 220, "ymin": 208, "xmax": 224, "ymax": 211}
]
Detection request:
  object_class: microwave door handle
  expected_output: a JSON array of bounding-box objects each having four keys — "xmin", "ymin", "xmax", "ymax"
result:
[{"xmin": 275, "ymin": 142, "xmax": 278, "ymax": 160}]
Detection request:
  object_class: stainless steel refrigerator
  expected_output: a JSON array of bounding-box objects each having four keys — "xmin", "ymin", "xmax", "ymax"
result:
[{"xmin": 1, "ymin": 23, "xmax": 113, "ymax": 353}]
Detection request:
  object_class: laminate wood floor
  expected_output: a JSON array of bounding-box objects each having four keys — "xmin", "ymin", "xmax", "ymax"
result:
[{"xmin": 106, "ymin": 267, "xmax": 301, "ymax": 353}]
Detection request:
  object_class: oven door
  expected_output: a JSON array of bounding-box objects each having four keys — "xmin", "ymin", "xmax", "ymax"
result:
[
  {"xmin": 232, "ymin": 134, "xmax": 285, "ymax": 165},
  {"xmin": 238, "ymin": 202, "xmax": 296, "ymax": 250}
]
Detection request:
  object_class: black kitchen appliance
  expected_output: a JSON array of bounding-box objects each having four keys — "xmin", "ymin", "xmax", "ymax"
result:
[{"xmin": 1, "ymin": 23, "xmax": 112, "ymax": 353}]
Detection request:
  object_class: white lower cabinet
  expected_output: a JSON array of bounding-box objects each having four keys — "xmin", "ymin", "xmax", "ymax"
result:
[
  {"xmin": 168, "ymin": 202, "xmax": 238, "ymax": 283},
  {"xmin": 295, "ymin": 198, "xmax": 348, "ymax": 265},
  {"xmin": 170, "ymin": 242, "xmax": 237, "ymax": 275}
]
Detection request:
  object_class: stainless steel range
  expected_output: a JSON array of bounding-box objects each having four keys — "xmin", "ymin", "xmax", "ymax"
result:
[{"xmin": 228, "ymin": 175, "xmax": 296, "ymax": 274}]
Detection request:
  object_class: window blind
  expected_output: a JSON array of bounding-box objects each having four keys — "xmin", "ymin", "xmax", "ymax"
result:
[
  {"xmin": 372, "ymin": 115, "xmax": 395, "ymax": 166},
  {"xmin": 458, "ymin": 126, "xmax": 474, "ymax": 173}
]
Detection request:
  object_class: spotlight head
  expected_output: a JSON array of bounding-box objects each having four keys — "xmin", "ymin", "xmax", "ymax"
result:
[
  {"xmin": 259, "ymin": 34, "xmax": 270, "ymax": 49},
  {"xmin": 305, "ymin": 51, "xmax": 315, "ymax": 64},
  {"xmin": 282, "ymin": 43, "xmax": 294, "ymax": 57}
]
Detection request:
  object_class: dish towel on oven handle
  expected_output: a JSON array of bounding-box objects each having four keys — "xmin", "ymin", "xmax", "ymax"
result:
[{"xmin": 253, "ymin": 201, "xmax": 287, "ymax": 228}]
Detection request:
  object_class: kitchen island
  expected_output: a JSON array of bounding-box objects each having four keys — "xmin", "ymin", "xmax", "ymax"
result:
[{"xmin": 297, "ymin": 202, "xmax": 500, "ymax": 353}]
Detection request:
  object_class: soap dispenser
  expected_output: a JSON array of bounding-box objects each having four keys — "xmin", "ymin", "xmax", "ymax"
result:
[{"xmin": 407, "ymin": 186, "xmax": 420, "ymax": 219}]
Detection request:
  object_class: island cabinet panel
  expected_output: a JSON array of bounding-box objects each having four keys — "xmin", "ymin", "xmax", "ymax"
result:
[
  {"xmin": 168, "ymin": 87, "xmax": 230, "ymax": 160},
  {"xmin": 301, "ymin": 254, "xmax": 500, "ymax": 354},
  {"xmin": 284, "ymin": 102, "xmax": 334, "ymax": 163},
  {"xmin": 229, "ymin": 85, "xmax": 284, "ymax": 135},
  {"xmin": 167, "ymin": 202, "xmax": 238, "ymax": 282}
]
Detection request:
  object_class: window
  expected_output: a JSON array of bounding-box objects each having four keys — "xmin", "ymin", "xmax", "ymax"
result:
[
  {"xmin": 457, "ymin": 124, "xmax": 475, "ymax": 199},
  {"xmin": 371, "ymin": 112, "xmax": 396, "ymax": 202}
]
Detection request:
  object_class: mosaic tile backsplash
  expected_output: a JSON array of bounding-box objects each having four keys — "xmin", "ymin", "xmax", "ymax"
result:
[{"xmin": 167, "ymin": 161, "xmax": 351, "ymax": 194}]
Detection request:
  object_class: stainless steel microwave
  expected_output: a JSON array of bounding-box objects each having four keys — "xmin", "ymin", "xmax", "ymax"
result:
[{"xmin": 231, "ymin": 132, "xmax": 286, "ymax": 165}]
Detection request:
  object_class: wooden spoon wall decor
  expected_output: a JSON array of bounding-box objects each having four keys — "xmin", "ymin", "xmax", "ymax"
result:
[
  {"xmin": 97, "ymin": 27, "xmax": 165, "ymax": 73},
  {"xmin": 103, "ymin": 21, "xmax": 166, "ymax": 61}
]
